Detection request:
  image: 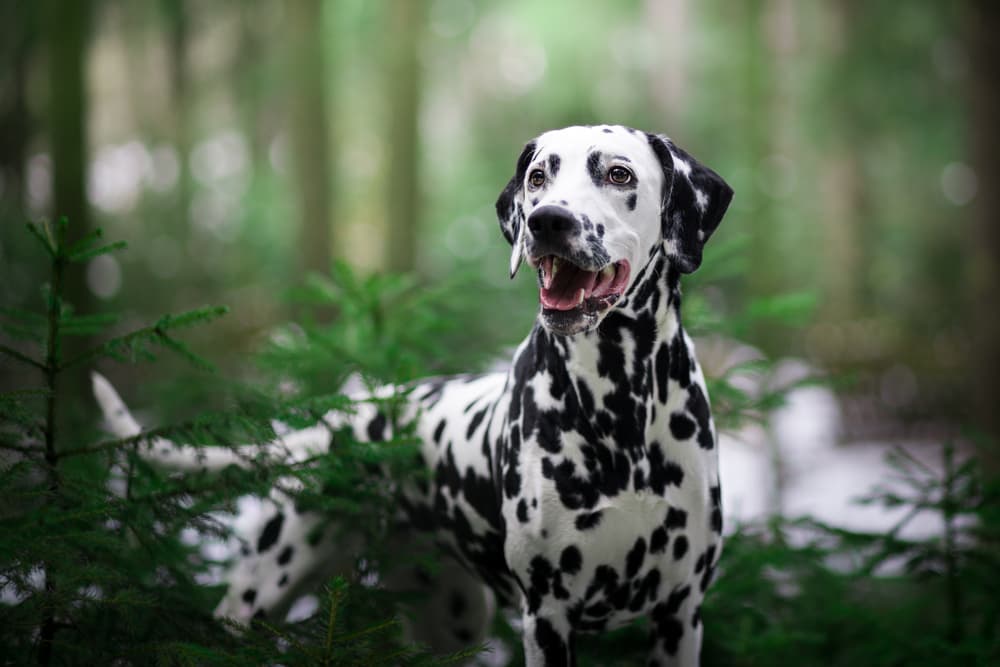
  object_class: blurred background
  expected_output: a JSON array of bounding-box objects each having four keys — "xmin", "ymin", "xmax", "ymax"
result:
[
  {"xmin": 1, "ymin": 1, "xmax": 997, "ymax": 485},
  {"xmin": 3, "ymin": 2, "xmax": 1000, "ymax": 663}
]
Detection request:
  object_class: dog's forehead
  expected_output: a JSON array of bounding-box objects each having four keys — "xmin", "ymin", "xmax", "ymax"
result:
[{"xmin": 533, "ymin": 125, "xmax": 655, "ymax": 167}]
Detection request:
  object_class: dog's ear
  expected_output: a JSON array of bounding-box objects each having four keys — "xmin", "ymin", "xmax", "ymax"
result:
[
  {"xmin": 495, "ymin": 139, "xmax": 537, "ymax": 278},
  {"xmin": 647, "ymin": 133, "xmax": 733, "ymax": 274}
]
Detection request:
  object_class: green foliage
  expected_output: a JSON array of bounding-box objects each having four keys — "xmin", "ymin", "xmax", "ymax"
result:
[
  {"xmin": 260, "ymin": 260, "xmax": 495, "ymax": 395},
  {"xmin": 3, "ymin": 220, "xmax": 998, "ymax": 666},
  {"xmin": 0, "ymin": 220, "xmax": 463, "ymax": 665},
  {"xmin": 698, "ymin": 441, "xmax": 1000, "ymax": 667}
]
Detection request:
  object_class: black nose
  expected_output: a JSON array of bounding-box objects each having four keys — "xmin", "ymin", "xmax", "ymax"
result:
[{"xmin": 527, "ymin": 205, "xmax": 581, "ymax": 240}]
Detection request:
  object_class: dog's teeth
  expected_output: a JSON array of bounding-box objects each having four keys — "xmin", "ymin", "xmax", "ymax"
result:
[
  {"xmin": 601, "ymin": 265, "xmax": 615, "ymax": 279},
  {"xmin": 552, "ymin": 257, "xmax": 561, "ymax": 278},
  {"xmin": 576, "ymin": 289, "xmax": 585, "ymax": 306}
]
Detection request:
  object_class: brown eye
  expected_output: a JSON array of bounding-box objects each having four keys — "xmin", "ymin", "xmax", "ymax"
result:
[
  {"xmin": 608, "ymin": 166, "xmax": 632, "ymax": 185},
  {"xmin": 528, "ymin": 169, "xmax": 546, "ymax": 189}
]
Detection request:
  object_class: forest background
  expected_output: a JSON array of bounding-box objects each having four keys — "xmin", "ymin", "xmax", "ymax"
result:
[{"xmin": 1, "ymin": 1, "xmax": 998, "ymax": 665}]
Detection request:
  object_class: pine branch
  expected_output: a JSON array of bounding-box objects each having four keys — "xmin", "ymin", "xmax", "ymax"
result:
[
  {"xmin": 37, "ymin": 219, "xmax": 68, "ymax": 667},
  {"xmin": 59, "ymin": 305, "xmax": 228, "ymax": 371},
  {"xmin": 0, "ymin": 343, "xmax": 45, "ymax": 371},
  {"xmin": 24, "ymin": 222, "xmax": 56, "ymax": 258}
]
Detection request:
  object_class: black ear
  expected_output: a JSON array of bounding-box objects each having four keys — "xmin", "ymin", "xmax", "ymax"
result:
[
  {"xmin": 647, "ymin": 133, "xmax": 733, "ymax": 273},
  {"xmin": 495, "ymin": 140, "xmax": 537, "ymax": 277}
]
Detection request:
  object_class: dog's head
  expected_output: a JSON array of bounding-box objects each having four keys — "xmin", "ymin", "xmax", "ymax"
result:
[{"xmin": 496, "ymin": 125, "xmax": 733, "ymax": 336}]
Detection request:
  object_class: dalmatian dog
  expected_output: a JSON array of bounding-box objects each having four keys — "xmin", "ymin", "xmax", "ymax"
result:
[{"xmin": 93, "ymin": 124, "xmax": 732, "ymax": 666}]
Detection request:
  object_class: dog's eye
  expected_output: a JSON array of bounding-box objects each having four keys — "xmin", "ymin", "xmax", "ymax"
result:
[
  {"xmin": 528, "ymin": 169, "xmax": 546, "ymax": 189},
  {"xmin": 608, "ymin": 166, "xmax": 633, "ymax": 185}
]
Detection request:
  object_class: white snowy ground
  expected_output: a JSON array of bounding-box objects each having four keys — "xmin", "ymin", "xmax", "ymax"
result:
[{"xmin": 718, "ymin": 355, "xmax": 954, "ymax": 543}]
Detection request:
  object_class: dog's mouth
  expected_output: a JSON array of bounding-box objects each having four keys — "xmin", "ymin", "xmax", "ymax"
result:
[{"xmin": 532, "ymin": 255, "xmax": 631, "ymax": 315}]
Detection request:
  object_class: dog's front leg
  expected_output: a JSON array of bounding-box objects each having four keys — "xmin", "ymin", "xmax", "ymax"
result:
[
  {"xmin": 521, "ymin": 609, "xmax": 575, "ymax": 667},
  {"xmin": 646, "ymin": 589, "xmax": 703, "ymax": 667}
]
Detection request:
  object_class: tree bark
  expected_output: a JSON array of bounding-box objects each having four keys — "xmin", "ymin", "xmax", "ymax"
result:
[
  {"xmin": 287, "ymin": 0, "xmax": 334, "ymax": 279},
  {"xmin": 162, "ymin": 0, "xmax": 193, "ymax": 226},
  {"xmin": 966, "ymin": 0, "xmax": 1000, "ymax": 472},
  {"xmin": 0, "ymin": 3, "xmax": 35, "ymax": 213},
  {"xmin": 45, "ymin": 0, "xmax": 93, "ymax": 326},
  {"xmin": 384, "ymin": 0, "xmax": 425, "ymax": 273}
]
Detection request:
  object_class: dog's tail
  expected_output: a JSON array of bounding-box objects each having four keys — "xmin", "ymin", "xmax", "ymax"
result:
[{"xmin": 91, "ymin": 372, "xmax": 334, "ymax": 473}]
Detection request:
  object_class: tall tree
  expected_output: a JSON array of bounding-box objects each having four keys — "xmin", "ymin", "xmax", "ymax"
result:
[
  {"xmin": 967, "ymin": 0, "xmax": 1000, "ymax": 471},
  {"xmin": 287, "ymin": 0, "xmax": 335, "ymax": 279},
  {"xmin": 160, "ymin": 0, "xmax": 193, "ymax": 226},
  {"xmin": 43, "ymin": 0, "xmax": 94, "ymax": 415},
  {"xmin": 820, "ymin": 0, "xmax": 871, "ymax": 321},
  {"xmin": 0, "ymin": 2, "xmax": 35, "ymax": 217},
  {"xmin": 45, "ymin": 0, "xmax": 92, "ymax": 264},
  {"xmin": 645, "ymin": 0, "xmax": 688, "ymax": 130},
  {"xmin": 384, "ymin": 0, "xmax": 425, "ymax": 273}
]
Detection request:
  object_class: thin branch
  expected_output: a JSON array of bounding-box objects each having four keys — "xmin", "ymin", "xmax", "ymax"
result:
[{"xmin": 0, "ymin": 343, "xmax": 45, "ymax": 371}]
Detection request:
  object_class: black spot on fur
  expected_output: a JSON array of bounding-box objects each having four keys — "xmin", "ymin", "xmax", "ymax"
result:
[
  {"xmin": 596, "ymin": 223, "xmax": 605, "ymax": 237},
  {"xmin": 587, "ymin": 151, "xmax": 604, "ymax": 186},
  {"xmin": 257, "ymin": 513, "xmax": 284, "ymax": 553},
  {"xmin": 466, "ymin": 405, "xmax": 488, "ymax": 440},
  {"xmin": 528, "ymin": 555, "xmax": 554, "ymax": 613},
  {"xmin": 575, "ymin": 510, "xmax": 603, "ymax": 530},
  {"xmin": 278, "ymin": 574, "xmax": 288, "ymax": 587},
  {"xmin": 517, "ymin": 498, "xmax": 529, "ymax": 523},
  {"xmin": 626, "ymin": 537, "xmax": 647, "ymax": 578},
  {"xmin": 626, "ymin": 193, "xmax": 637, "ymax": 210},
  {"xmin": 700, "ymin": 545, "xmax": 718, "ymax": 592},
  {"xmin": 664, "ymin": 507, "xmax": 688, "ymax": 530},
  {"xmin": 710, "ymin": 484, "xmax": 723, "ymax": 533},
  {"xmin": 647, "ymin": 442, "xmax": 684, "ymax": 494},
  {"xmin": 534, "ymin": 617, "xmax": 571, "ymax": 666},
  {"xmin": 277, "ymin": 545, "xmax": 294, "ymax": 566},
  {"xmin": 433, "ymin": 419, "xmax": 446, "ymax": 444},
  {"xmin": 668, "ymin": 334, "xmax": 691, "ymax": 388},
  {"xmin": 367, "ymin": 411, "xmax": 388, "ymax": 441},
  {"xmin": 669, "ymin": 412, "xmax": 696, "ymax": 440},
  {"xmin": 242, "ymin": 588, "xmax": 257, "ymax": 604},
  {"xmin": 650, "ymin": 526, "xmax": 668, "ymax": 554},
  {"xmin": 673, "ymin": 535, "xmax": 689, "ymax": 560},
  {"xmin": 686, "ymin": 384, "xmax": 714, "ymax": 450},
  {"xmin": 560, "ymin": 546, "xmax": 583, "ymax": 575},
  {"xmin": 548, "ymin": 153, "xmax": 561, "ymax": 177},
  {"xmin": 655, "ymin": 343, "xmax": 670, "ymax": 402}
]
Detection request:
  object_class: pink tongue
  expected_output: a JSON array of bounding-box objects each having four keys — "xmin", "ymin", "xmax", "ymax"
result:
[{"xmin": 541, "ymin": 264, "xmax": 598, "ymax": 311}]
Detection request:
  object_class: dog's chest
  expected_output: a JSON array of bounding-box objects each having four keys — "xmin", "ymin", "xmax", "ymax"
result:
[{"xmin": 500, "ymin": 420, "xmax": 714, "ymax": 624}]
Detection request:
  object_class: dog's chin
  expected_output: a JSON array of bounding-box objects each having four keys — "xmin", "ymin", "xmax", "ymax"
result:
[{"xmin": 539, "ymin": 307, "xmax": 604, "ymax": 336}]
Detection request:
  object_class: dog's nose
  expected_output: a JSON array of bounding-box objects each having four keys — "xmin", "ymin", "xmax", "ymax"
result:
[{"xmin": 527, "ymin": 205, "xmax": 580, "ymax": 240}]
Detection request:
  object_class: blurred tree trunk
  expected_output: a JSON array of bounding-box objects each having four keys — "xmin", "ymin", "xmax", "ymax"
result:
[
  {"xmin": 644, "ymin": 0, "xmax": 687, "ymax": 129},
  {"xmin": 967, "ymin": 0, "xmax": 1000, "ymax": 472},
  {"xmin": 384, "ymin": 0, "xmax": 425, "ymax": 273},
  {"xmin": 44, "ymin": 0, "xmax": 94, "ymax": 415},
  {"xmin": 0, "ymin": 3, "xmax": 35, "ymax": 214},
  {"xmin": 821, "ymin": 0, "xmax": 869, "ymax": 321},
  {"xmin": 236, "ymin": 5, "xmax": 267, "ymax": 171},
  {"xmin": 287, "ymin": 0, "xmax": 334, "ymax": 279},
  {"xmin": 739, "ymin": 0, "xmax": 788, "ymax": 346},
  {"xmin": 162, "ymin": 0, "xmax": 193, "ymax": 225},
  {"xmin": 45, "ymin": 0, "xmax": 92, "ymax": 300}
]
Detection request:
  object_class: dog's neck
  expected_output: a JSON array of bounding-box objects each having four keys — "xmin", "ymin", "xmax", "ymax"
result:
[{"xmin": 512, "ymin": 252, "xmax": 685, "ymax": 449}]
